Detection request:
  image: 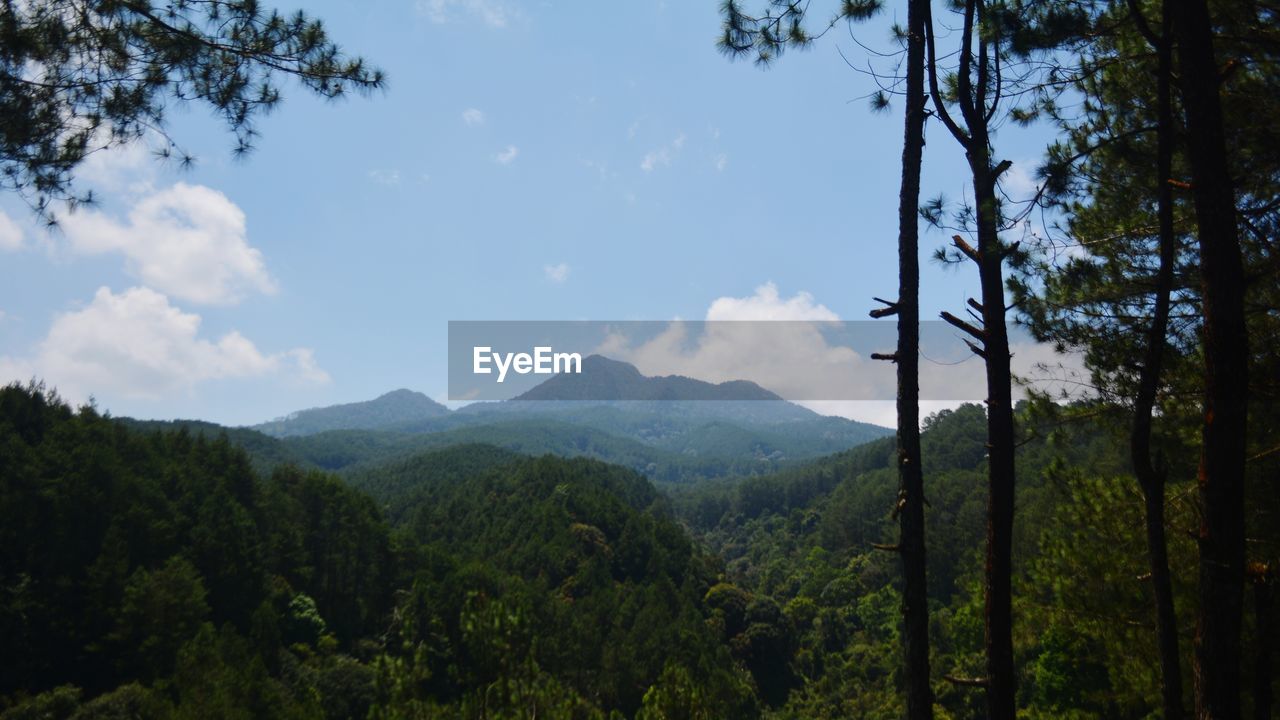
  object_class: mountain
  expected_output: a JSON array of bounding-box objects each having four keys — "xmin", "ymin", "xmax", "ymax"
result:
[
  {"xmin": 0, "ymin": 383, "xmax": 755, "ymax": 718},
  {"xmin": 281, "ymin": 418, "xmax": 804, "ymax": 484},
  {"xmin": 250, "ymin": 389, "xmax": 451, "ymax": 437},
  {"xmin": 236, "ymin": 360, "xmax": 892, "ymax": 481},
  {"xmin": 511, "ymin": 354, "xmax": 784, "ymax": 401},
  {"xmin": 450, "ymin": 400, "xmax": 890, "ymax": 458},
  {"xmin": 116, "ymin": 418, "xmax": 303, "ymax": 472},
  {"xmin": 452, "ymin": 356, "xmax": 892, "ymax": 457}
]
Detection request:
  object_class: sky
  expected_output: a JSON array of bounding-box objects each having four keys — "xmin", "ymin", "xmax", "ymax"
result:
[{"xmin": 0, "ymin": 0, "xmax": 1068, "ymax": 427}]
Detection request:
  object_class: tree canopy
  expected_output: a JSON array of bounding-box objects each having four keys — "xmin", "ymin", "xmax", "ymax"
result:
[{"xmin": 0, "ymin": 0, "xmax": 384, "ymax": 217}]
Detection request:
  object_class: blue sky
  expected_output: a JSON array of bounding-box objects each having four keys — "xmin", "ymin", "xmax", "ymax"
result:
[{"xmin": 0, "ymin": 0, "xmax": 1061, "ymax": 426}]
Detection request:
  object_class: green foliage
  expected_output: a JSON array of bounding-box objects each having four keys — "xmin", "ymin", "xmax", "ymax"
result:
[
  {"xmin": 0, "ymin": 382, "xmax": 389, "ymax": 715},
  {"xmin": 0, "ymin": 0, "xmax": 383, "ymax": 217},
  {"xmin": 109, "ymin": 556, "xmax": 210, "ymax": 681},
  {"xmin": 719, "ymin": 0, "xmax": 882, "ymax": 66},
  {"xmin": 666, "ymin": 402, "xmax": 1203, "ymax": 718},
  {"xmin": 6, "ymin": 380, "xmax": 1275, "ymax": 717},
  {"xmin": 364, "ymin": 453, "xmax": 758, "ymax": 717}
]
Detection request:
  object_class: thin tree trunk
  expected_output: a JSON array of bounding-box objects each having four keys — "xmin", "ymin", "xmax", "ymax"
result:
[
  {"xmin": 1256, "ymin": 572, "xmax": 1274, "ymax": 720},
  {"xmin": 1171, "ymin": 1, "xmax": 1250, "ymax": 717},
  {"xmin": 1127, "ymin": 2, "xmax": 1185, "ymax": 717},
  {"xmin": 923, "ymin": 0, "xmax": 1016, "ymax": 714},
  {"xmin": 895, "ymin": 0, "xmax": 932, "ymax": 715},
  {"xmin": 971, "ymin": 154, "xmax": 1018, "ymax": 720}
]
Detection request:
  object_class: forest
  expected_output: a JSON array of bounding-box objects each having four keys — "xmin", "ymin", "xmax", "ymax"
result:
[
  {"xmin": 0, "ymin": 0, "xmax": 1278, "ymax": 717},
  {"xmin": 1, "ymin": 376, "xmax": 1276, "ymax": 718}
]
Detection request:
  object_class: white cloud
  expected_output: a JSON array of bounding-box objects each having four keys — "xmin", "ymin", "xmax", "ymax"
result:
[
  {"xmin": 799, "ymin": 400, "xmax": 966, "ymax": 427},
  {"xmin": 799, "ymin": 342, "xmax": 1090, "ymax": 426},
  {"xmin": 714, "ymin": 154, "xmax": 728, "ymax": 172},
  {"xmin": 640, "ymin": 133, "xmax": 685, "ymax": 172},
  {"xmin": 493, "ymin": 145, "xmax": 520, "ymax": 165},
  {"xmin": 283, "ymin": 347, "xmax": 331, "ymax": 385},
  {"xmin": 1009, "ymin": 338, "xmax": 1093, "ymax": 402},
  {"xmin": 705, "ymin": 282, "xmax": 837, "ymax": 321},
  {"xmin": 368, "ymin": 169, "xmax": 401, "ymax": 186},
  {"xmin": 544, "ymin": 262, "xmax": 570, "ymax": 283},
  {"xmin": 584, "ymin": 283, "xmax": 1086, "ymax": 425},
  {"xmin": 74, "ymin": 135, "xmax": 157, "ymax": 196},
  {"xmin": 0, "ymin": 210, "xmax": 23, "ymax": 251},
  {"xmin": 418, "ymin": 0, "xmax": 514, "ymax": 27},
  {"xmin": 58, "ymin": 182, "xmax": 275, "ymax": 305},
  {"xmin": 588, "ymin": 282, "xmax": 1071, "ymax": 412},
  {"xmin": 462, "ymin": 108, "xmax": 486, "ymax": 125},
  {"xmin": 0, "ymin": 286, "xmax": 328, "ymax": 403},
  {"xmin": 594, "ymin": 283, "xmax": 886, "ymax": 401}
]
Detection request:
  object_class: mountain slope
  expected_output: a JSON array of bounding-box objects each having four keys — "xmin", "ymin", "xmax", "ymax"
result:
[
  {"xmin": 237, "ymin": 359, "xmax": 892, "ymax": 482},
  {"xmin": 281, "ymin": 419, "xmax": 799, "ymax": 483},
  {"xmin": 251, "ymin": 389, "xmax": 450, "ymax": 437},
  {"xmin": 512, "ymin": 354, "xmax": 784, "ymax": 401},
  {"xmin": 353, "ymin": 450, "xmax": 759, "ymax": 716}
]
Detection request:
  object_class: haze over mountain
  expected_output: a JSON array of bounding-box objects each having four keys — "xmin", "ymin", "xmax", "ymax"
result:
[
  {"xmin": 512, "ymin": 354, "xmax": 784, "ymax": 401},
  {"xmin": 251, "ymin": 388, "xmax": 450, "ymax": 437},
  {"xmin": 229, "ymin": 359, "xmax": 891, "ymax": 480}
]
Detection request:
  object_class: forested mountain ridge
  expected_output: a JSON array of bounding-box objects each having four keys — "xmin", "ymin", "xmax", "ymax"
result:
[
  {"xmin": 0, "ymin": 383, "xmax": 756, "ymax": 718},
  {"xmin": 512, "ymin": 354, "xmax": 784, "ymax": 401},
  {"xmin": 669, "ymin": 402, "xmax": 1276, "ymax": 718},
  {"xmin": 251, "ymin": 389, "xmax": 452, "ymax": 437},
  {"xmin": 125, "ymin": 415, "xmax": 845, "ymax": 485},
  {"xmin": 231, "ymin": 362, "xmax": 891, "ymax": 480},
  {"xmin": 4, "ymin": 382, "xmax": 1278, "ymax": 718},
  {"xmin": 454, "ymin": 400, "xmax": 891, "ymax": 459},
  {"xmin": 249, "ymin": 357, "xmax": 888, "ymax": 443},
  {"xmin": 0, "ymin": 384, "xmax": 393, "ymax": 719},
  {"xmin": 132, "ymin": 367, "xmax": 891, "ymax": 484}
]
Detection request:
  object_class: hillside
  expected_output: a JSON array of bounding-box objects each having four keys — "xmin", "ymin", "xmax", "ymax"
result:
[
  {"xmin": 0, "ymin": 383, "xmax": 756, "ymax": 719},
  {"xmin": 665, "ymin": 403, "xmax": 1168, "ymax": 718},
  {"xmin": 7, "ymin": 381, "xmax": 1279, "ymax": 718},
  {"xmin": 251, "ymin": 389, "xmax": 451, "ymax": 437},
  {"xmin": 512, "ymin": 354, "xmax": 784, "ymax": 401},
  {"xmin": 232, "ymin": 361, "xmax": 891, "ymax": 481},
  {"xmin": 283, "ymin": 418, "xmax": 788, "ymax": 483}
]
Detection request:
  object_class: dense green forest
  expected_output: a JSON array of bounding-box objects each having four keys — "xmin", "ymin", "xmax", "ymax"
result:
[
  {"xmin": 0, "ymin": 383, "xmax": 752, "ymax": 718},
  {"xmin": 4, "ymin": 381, "xmax": 1276, "ymax": 718},
  {"xmin": 2, "ymin": 0, "xmax": 1278, "ymax": 716},
  {"xmin": 124, "ymin": 383, "xmax": 892, "ymax": 487}
]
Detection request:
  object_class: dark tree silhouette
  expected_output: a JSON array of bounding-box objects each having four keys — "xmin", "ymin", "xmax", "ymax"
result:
[
  {"xmin": 719, "ymin": 1, "xmax": 934, "ymax": 716},
  {"xmin": 922, "ymin": 0, "xmax": 1019, "ymax": 714},
  {"xmin": 1171, "ymin": 0, "xmax": 1250, "ymax": 716},
  {"xmin": 0, "ymin": 0, "xmax": 384, "ymax": 218}
]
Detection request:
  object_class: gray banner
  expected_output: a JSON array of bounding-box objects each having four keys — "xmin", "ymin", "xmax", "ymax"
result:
[{"xmin": 447, "ymin": 320, "xmax": 1051, "ymax": 402}]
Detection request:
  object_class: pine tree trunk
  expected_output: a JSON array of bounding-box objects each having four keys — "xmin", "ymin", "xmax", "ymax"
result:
[
  {"xmin": 1172, "ymin": 1, "xmax": 1250, "ymax": 717},
  {"xmin": 970, "ymin": 152, "xmax": 1017, "ymax": 720},
  {"xmin": 923, "ymin": 0, "xmax": 1017, "ymax": 713},
  {"xmin": 896, "ymin": 0, "xmax": 932, "ymax": 715},
  {"xmin": 1256, "ymin": 575, "xmax": 1273, "ymax": 720},
  {"xmin": 1129, "ymin": 4, "xmax": 1184, "ymax": 717}
]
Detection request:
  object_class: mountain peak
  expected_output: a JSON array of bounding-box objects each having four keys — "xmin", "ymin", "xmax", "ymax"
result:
[
  {"xmin": 512, "ymin": 355, "xmax": 783, "ymax": 402},
  {"xmin": 251, "ymin": 388, "xmax": 451, "ymax": 437}
]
